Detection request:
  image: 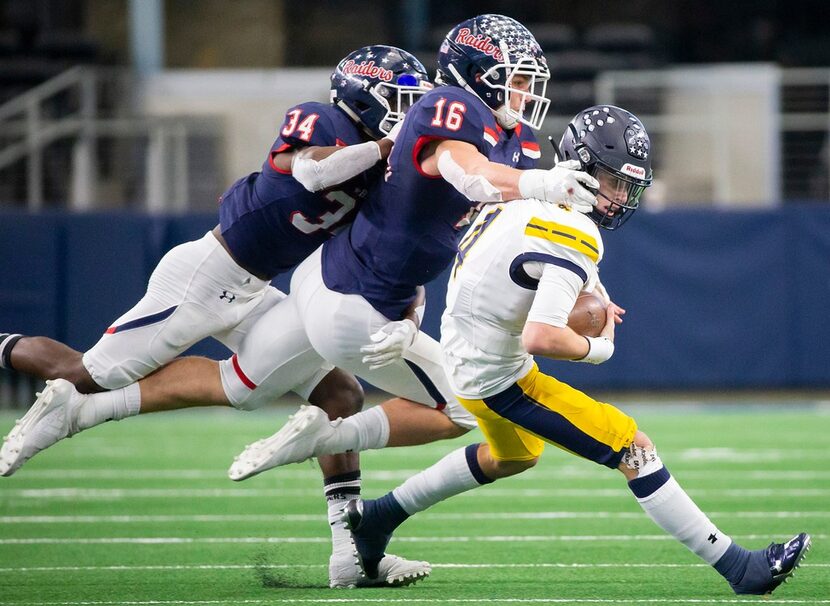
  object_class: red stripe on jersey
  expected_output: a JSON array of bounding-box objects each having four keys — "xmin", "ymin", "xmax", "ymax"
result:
[
  {"xmin": 335, "ymin": 138, "xmax": 347, "ymax": 147},
  {"xmin": 436, "ymin": 402, "xmax": 447, "ymax": 411},
  {"xmin": 105, "ymin": 327, "xmax": 116, "ymax": 334},
  {"xmin": 269, "ymin": 151, "xmax": 292, "ymax": 175},
  {"xmin": 483, "ymin": 127, "xmax": 499, "ymax": 145},
  {"xmin": 521, "ymin": 141, "xmax": 540, "ymax": 151},
  {"xmin": 411, "ymin": 135, "xmax": 446, "ymax": 179},
  {"xmin": 231, "ymin": 354, "xmax": 257, "ymax": 390},
  {"xmin": 514, "ymin": 123, "xmax": 523, "ymax": 135}
]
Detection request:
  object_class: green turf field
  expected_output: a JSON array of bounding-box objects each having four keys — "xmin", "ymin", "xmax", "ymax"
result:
[{"xmin": 0, "ymin": 399, "xmax": 828, "ymax": 605}]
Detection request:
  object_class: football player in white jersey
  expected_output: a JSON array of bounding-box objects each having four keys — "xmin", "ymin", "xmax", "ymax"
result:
[{"xmin": 338, "ymin": 106, "xmax": 811, "ymax": 596}]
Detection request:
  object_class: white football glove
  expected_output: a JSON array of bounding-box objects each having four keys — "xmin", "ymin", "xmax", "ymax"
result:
[
  {"xmin": 360, "ymin": 319, "xmax": 418, "ymax": 370},
  {"xmin": 383, "ymin": 120, "xmax": 404, "ymax": 145},
  {"xmin": 518, "ymin": 160, "xmax": 599, "ymax": 213}
]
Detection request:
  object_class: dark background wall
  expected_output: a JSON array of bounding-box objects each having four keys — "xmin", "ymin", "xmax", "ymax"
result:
[{"xmin": 2, "ymin": 206, "xmax": 828, "ymax": 391}]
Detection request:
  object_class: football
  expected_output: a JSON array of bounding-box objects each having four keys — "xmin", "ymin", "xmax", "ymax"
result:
[{"xmin": 567, "ymin": 292, "xmax": 607, "ymax": 338}]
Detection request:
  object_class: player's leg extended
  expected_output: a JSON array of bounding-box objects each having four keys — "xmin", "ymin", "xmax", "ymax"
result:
[
  {"xmin": 0, "ymin": 334, "xmax": 100, "ymax": 393},
  {"xmin": 620, "ymin": 430, "xmax": 811, "ymax": 595},
  {"xmin": 342, "ymin": 392, "xmax": 544, "ymax": 578}
]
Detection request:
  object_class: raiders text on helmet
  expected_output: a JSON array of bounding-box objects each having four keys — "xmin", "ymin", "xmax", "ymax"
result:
[{"xmin": 331, "ymin": 45, "xmax": 432, "ymax": 140}]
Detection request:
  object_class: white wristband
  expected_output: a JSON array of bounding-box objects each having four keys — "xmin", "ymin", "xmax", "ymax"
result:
[{"xmin": 575, "ymin": 336, "xmax": 614, "ymax": 365}]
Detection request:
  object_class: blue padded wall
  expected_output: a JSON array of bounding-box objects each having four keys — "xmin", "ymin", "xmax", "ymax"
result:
[{"xmin": 1, "ymin": 207, "xmax": 828, "ymax": 389}]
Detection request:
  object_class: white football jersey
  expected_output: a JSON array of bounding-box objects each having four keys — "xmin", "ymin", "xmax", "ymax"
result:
[{"xmin": 440, "ymin": 199, "xmax": 604, "ymax": 399}]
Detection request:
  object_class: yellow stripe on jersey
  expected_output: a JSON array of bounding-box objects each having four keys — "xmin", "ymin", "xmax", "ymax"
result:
[{"xmin": 524, "ymin": 218, "xmax": 599, "ymax": 262}]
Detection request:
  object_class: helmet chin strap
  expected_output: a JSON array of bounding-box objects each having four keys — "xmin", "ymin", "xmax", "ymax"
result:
[
  {"xmin": 333, "ymin": 98, "xmax": 377, "ymax": 140},
  {"xmin": 493, "ymin": 105, "xmax": 519, "ymax": 129}
]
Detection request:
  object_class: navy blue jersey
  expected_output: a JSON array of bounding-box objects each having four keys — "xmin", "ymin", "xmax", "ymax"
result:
[
  {"xmin": 321, "ymin": 86, "xmax": 507, "ymax": 320},
  {"xmin": 219, "ymin": 102, "xmax": 376, "ymax": 278},
  {"xmin": 490, "ymin": 122, "xmax": 540, "ymax": 169}
]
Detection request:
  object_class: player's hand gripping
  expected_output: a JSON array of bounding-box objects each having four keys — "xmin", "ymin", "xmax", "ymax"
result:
[
  {"xmin": 360, "ymin": 319, "xmax": 419, "ymax": 370},
  {"xmin": 519, "ymin": 160, "xmax": 599, "ymax": 212},
  {"xmin": 580, "ymin": 301, "xmax": 625, "ymax": 365}
]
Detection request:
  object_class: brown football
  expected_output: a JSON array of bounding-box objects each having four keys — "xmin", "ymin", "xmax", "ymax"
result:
[{"xmin": 567, "ymin": 292, "xmax": 607, "ymax": 338}]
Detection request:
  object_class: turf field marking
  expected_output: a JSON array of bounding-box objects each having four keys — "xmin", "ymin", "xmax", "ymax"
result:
[
  {"xmin": 2, "ymin": 598, "xmax": 829, "ymax": 604},
  {"xmin": 1, "ymin": 534, "xmax": 825, "ymax": 545},
  {"xmin": 2, "ymin": 562, "xmax": 829, "ymax": 573},
  {"xmin": 16, "ymin": 468, "xmax": 830, "ymax": 481},
  {"xmin": 8, "ymin": 487, "xmax": 830, "ymax": 499},
  {"xmin": 2, "ymin": 510, "xmax": 828, "ymax": 524}
]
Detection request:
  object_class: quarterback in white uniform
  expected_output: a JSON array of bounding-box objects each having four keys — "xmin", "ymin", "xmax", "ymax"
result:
[
  {"xmin": 442, "ymin": 199, "xmax": 603, "ymax": 401},
  {"xmin": 341, "ymin": 106, "xmax": 811, "ymax": 597}
]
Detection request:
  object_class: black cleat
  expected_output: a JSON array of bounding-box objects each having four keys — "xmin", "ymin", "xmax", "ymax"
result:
[
  {"xmin": 730, "ymin": 532, "xmax": 812, "ymax": 595},
  {"xmin": 341, "ymin": 498, "xmax": 393, "ymax": 580}
]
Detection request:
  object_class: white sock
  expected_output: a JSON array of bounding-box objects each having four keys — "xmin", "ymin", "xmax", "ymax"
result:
[
  {"xmin": 320, "ymin": 405, "xmax": 390, "ymax": 454},
  {"xmin": 393, "ymin": 444, "xmax": 492, "ymax": 515},
  {"xmin": 629, "ymin": 461, "xmax": 731, "ymax": 564},
  {"xmin": 76, "ymin": 383, "xmax": 142, "ymax": 431},
  {"xmin": 323, "ymin": 471, "xmax": 362, "ymax": 558}
]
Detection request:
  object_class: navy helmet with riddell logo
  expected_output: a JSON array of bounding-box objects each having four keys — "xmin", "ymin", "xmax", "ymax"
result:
[
  {"xmin": 558, "ymin": 105, "xmax": 653, "ymax": 230},
  {"xmin": 331, "ymin": 45, "xmax": 432, "ymax": 140},
  {"xmin": 436, "ymin": 14, "xmax": 550, "ymax": 130}
]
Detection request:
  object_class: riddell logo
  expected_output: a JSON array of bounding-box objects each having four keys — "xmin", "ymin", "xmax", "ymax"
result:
[
  {"xmin": 454, "ymin": 28, "xmax": 504, "ymax": 61},
  {"xmin": 621, "ymin": 163, "xmax": 645, "ymax": 178},
  {"xmin": 341, "ymin": 60, "xmax": 394, "ymax": 82}
]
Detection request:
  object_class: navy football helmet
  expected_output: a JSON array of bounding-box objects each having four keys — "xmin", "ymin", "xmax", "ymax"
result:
[
  {"xmin": 331, "ymin": 45, "xmax": 432, "ymax": 140},
  {"xmin": 436, "ymin": 14, "xmax": 550, "ymax": 130},
  {"xmin": 557, "ymin": 105, "xmax": 653, "ymax": 230}
]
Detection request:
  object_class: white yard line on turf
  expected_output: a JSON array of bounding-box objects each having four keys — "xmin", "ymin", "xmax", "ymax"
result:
[
  {"xmin": 16, "ymin": 468, "xmax": 830, "ymax": 481},
  {"xmin": 1, "ymin": 598, "xmax": 829, "ymax": 605},
  {"xmin": 1, "ymin": 562, "xmax": 829, "ymax": 573},
  {"xmin": 1, "ymin": 511, "xmax": 829, "ymax": 524},
  {"xmin": 7, "ymin": 487, "xmax": 830, "ymax": 499},
  {"xmin": 1, "ymin": 534, "xmax": 826, "ymax": 545}
]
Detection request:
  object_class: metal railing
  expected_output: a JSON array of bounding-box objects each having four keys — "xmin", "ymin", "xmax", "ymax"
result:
[
  {"xmin": 593, "ymin": 65, "xmax": 830, "ymax": 204},
  {"xmin": 0, "ymin": 66, "xmax": 222, "ymax": 211}
]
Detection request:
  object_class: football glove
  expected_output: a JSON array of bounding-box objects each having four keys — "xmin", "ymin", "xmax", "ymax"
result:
[
  {"xmin": 360, "ymin": 319, "xmax": 418, "ymax": 370},
  {"xmin": 518, "ymin": 160, "xmax": 599, "ymax": 213}
]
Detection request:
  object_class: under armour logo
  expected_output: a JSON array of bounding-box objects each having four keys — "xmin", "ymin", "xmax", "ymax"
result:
[
  {"xmin": 708, "ymin": 533, "xmax": 718, "ymax": 544},
  {"xmin": 513, "ymin": 151, "xmax": 521, "ymax": 163},
  {"xmin": 219, "ymin": 290, "xmax": 236, "ymax": 303}
]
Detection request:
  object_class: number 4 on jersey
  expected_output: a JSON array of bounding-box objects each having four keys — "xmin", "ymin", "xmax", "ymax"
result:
[{"xmin": 281, "ymin": 109, "xmax": 319, "ymax": 142}]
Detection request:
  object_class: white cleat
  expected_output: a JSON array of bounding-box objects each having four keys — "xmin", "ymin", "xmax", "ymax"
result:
[
  {"xmin": 329, "ymin": 551, "xmax": 431, "ymax": 588},
  {"xmin": 0, "ymin": 379, "xmax": 81, "ymax": 477},
  {"xmin": 371, "ymin": 553, "xmax": 431, "ymax": 587},
  {"xmin": 227, "ymin": 405, "xmax": 334, "ymax": 481}
]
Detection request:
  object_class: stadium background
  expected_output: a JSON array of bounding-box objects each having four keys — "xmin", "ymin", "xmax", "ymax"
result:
[
  {"xmin": 1, "ymin": 0, "xmax": 829, "ymax": 400},
  {"xmin": 0, "ymin": 2, "xmax": 829, "ymax": 605}
]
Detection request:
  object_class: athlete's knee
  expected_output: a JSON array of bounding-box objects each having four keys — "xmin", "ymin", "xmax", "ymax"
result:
[
  {"xmin": 53, "ymin": 358, "xmax": 101, "ymax": 394},
  {"xmin": 618, "ymin": 429, "xmax": 659, "ymax": 480},
  {"xmin": 308, "ymin": 368, "xmax": 364, "ymax": 420},
  {"xmin": 443, "ymin": 420, "xmax": 472, "ymax": 439}
]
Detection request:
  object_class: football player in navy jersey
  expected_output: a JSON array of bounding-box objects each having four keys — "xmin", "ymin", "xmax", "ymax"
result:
[
  {"xmin": 0, "ymin": 45, "xmax": 433, "ymax": 588},
  {"xmin": 221, "ymin": 14, "xmax": 603, "ymax": 483}
]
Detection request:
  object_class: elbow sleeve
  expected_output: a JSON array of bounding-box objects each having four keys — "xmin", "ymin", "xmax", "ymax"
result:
[{"xmin": 291, "ymin": 141, "xmax": 382, "ymax": 192}]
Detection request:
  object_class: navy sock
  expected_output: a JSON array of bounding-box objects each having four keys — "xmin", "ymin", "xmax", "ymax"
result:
[
  {"xmin": 714, "ymin": 541, "xmax": 752, "ymax": 584},
  {"xmin": 367, "ymin": 491, "xmax": 410, "ymax": 535}
]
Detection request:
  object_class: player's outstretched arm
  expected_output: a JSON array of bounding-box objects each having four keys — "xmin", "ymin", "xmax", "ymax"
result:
[
  {"xmin": 276, "ymin": 122, "xmax": 402, "ymax": 193},
  {"xmin": 424, "ymin": 140, "xmax": 599, "ymax": 209}
]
